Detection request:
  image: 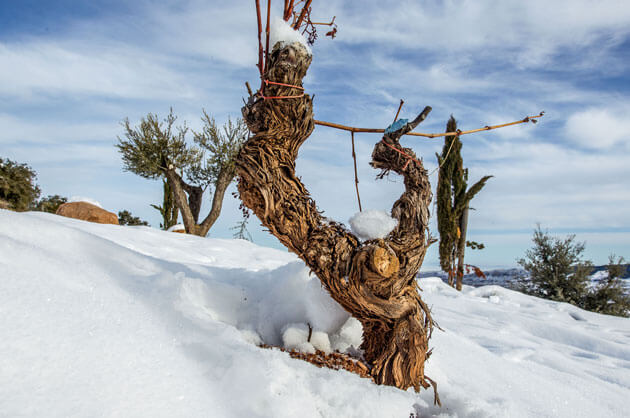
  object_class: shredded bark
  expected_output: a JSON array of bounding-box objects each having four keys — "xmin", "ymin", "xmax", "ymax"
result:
[{"xmin": 236, "ymin": 41, "xmax": 438, "ymax": 401}]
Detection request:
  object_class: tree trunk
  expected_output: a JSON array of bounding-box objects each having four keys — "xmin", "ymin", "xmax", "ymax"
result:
[
  {"xmin": 165, "ymin": 169, "xmax": 203, "ymax": 236},
  {"xmin": 178, "ymin": 178, "xmax": 204, "ymax": 223},
  {"xmin": 456, "ymin": 205, "xmax": 469, "ymax": 291},
  {"xmin": 236, "ymin": 42, "xmax": 437, "ymax": 393},
  {"xmin": 165, "ymin": 165, "xmax": 233, "ymax": 237},
  {"xmin": 197, "ymin": 167, "xmax": 233, "ymax": 237}
]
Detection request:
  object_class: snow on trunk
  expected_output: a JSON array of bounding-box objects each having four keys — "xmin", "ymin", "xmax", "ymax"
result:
[
  {"xmin": 269, "ymin": 16, "xmax": 312, "ymax": 54},
  {"xmin": 348, "ymin": 209, "xmax": 398, "ymax": 241}
]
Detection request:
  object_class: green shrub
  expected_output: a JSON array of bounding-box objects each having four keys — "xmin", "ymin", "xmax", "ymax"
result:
[
  {"xmin": 34, "ymin": 195, "xmax": 68, "ymax": 213},
  {"xmin": 118, "ymin": 210, "xmax": 149, "ymax": 226},
  {"xmin": 583, "ymin": 256, "xmax": 630, "ymax": 317},
  {"xmin": 518, "ymin": 226, "xmax": 629, "ymax": 317},
  {"xmin": 0, "ymin": 158, "xmax": 41, "ymax": 211}
]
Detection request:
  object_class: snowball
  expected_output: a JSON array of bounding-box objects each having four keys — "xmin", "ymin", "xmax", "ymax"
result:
[
  {"xmin": 295, "ymin": 342, "xmax": 316, "ymax": 354},
  {"xmin": 239, "ymin": 329, "xmax": 263, "ymax": 346},
  {"xmin": 281, "ymin": 323, "xmax": 331, "ymax": 354},
  {"xmin": 269, "ymin": 17, "xmax": 312, "ymax": 55},
  {"xmin": 330, "ymin": 317, "xmax": 363, "ymax": 353},
  {"xmin": 281, "ymin": 323, "xmax": 309, "ymax": 351},
  {"xmin": 309, "ymin": 331, "xmax": 332, "ymax": 354},
  {"xmin": 167, "ymin": 224, "xmax": 185, "ymax": 232},
  {"xmin": 349, "ymin": 210, "xmax": 398, "ymax": 241},
  {"xmin": 68, "ymin": 196, "xmax": 102, "ymax": 208}
]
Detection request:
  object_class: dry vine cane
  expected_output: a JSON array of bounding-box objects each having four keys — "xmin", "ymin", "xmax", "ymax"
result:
[
  {"xmin": 313, "ymin": 112, "xmax": 545, "ymax": 139},
  {"xmin": 237, "ymin": 40, "xmax": 440, "ymax": 403}
]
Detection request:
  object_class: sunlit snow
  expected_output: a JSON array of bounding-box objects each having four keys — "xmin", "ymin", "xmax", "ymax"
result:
[
  {"xmin": 1, "ymin": 210, "xmax": 629, "ymax": 417},
  {"xmin": 349, "ymin": 209, "xmax": 398, "ymax": 240},
  {"xmin": 269, "ymin": 16, "xmax": 312, "ymax": 54}
]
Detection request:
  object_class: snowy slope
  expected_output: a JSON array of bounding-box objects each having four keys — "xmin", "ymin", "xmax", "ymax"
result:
[{"xmin": 1, "ymin": 210, "xmax": 629, "ymax": 418}]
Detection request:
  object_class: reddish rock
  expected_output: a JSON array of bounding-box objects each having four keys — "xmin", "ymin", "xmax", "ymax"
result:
[{"xmin": 56, "ymin": 202, "xmax": 119, "ymax": 225}]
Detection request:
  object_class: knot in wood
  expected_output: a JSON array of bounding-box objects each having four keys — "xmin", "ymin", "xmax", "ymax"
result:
[{"xmin": 369, "ymin": 245, "xmax": 399, "ymax": 278}]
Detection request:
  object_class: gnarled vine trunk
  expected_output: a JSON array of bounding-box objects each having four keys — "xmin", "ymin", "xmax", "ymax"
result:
[{"xmin": 236, "ymin": 42, "xmax": 436, "ymax": 394}]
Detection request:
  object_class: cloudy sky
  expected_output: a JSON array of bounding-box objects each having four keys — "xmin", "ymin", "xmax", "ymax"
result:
[{"xmin": 2, "ymin": 0, "xmax": 629, "ymax": 270}]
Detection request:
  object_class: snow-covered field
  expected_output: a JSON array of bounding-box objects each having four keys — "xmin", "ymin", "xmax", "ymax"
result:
[{"xmin": 1, "ymin": 210, "xmax": 629, "ymax": 417}]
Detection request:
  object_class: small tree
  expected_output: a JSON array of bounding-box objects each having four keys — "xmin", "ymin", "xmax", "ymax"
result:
[
  {"xmin": 436, "ymin": 117, "xmax": 491, "ymax": 290},
  {"xmin": 117, "ymin": 109, "xmax": 247, "ymax": 236},
  {"xmin": 583, "ymin": 255, "xmax": 630, "ymax": 317},
  {"xmin": 34, "ymin": 194, "xmax": 68, "ymax": 213},
  {"xmin": 518, "ymin": 228, "xmax": 630, "ymax": 316},
  {"xmin": 517, "ymin": 226, "xmax": 592, "ymax": 305},
  {"xmin": 0, "ymin": 158, "xmax": 41, "ymax": 211},
  {"xmin": 118, "ymin": 210, "xmax": 149, "ymax": 226}
]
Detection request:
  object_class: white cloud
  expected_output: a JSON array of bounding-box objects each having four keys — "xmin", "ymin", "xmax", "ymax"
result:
[
  {"xmin": 0, "ymin": 113, "xmax": 118, "ymax": 145},
  {"xmin": 331, "ymin": 0, "xmax": 630, "ymax": 70},
  {"xmin": 565, "ymin": 106, "xmax": 630, "ymax": 149},
  {"xmin": 0, "ymin": 41, "xmax": 196, "ymax": 100},
  {"xmin": 142, "ymin": 2, "xmax": 258, "ymax": 68}
]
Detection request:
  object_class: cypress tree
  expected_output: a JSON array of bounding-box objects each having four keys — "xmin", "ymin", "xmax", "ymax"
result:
[
  {"xmin": 151, "ymin": 179, "xmax": 180, "ymax": 230},
  {"xmin": 436, "ymin": 116, "xmax": 492, "ymax": 290}
]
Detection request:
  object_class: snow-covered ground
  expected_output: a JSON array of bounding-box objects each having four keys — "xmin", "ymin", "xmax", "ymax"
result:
[{"xmin": 1, "ymin": 210, "xmax": 629, "ymax": 417}]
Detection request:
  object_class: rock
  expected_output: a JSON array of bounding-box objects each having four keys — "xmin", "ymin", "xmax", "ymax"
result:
[{"xmin": 56, "ymin": 201, "xmax": 119, "ymax": 225}]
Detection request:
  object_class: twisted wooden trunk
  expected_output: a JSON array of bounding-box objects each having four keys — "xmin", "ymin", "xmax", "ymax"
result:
[{"xmin": 236, "ymin": 42, "xmax": 436, "ymax": 393}]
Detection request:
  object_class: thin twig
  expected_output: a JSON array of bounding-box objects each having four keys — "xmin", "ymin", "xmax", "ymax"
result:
[
  {"xmin": 294, "ymin": 0, "xmax": 313, "ymax": 30},
  {"xmin": 311, "ymin": 16, "xmax": 336, "ymax": 26},
  {"xmin": 265, "ymin": 0, "xmax": 271, "ymax": 73},
  {"xmin": 393, "ymin": 99, "xmax": 404, "ymax": 123},
  {"xmin": 255, "ymin": 0, "xmax": 264, "ymax": 82},
  {"xmin": 351, "ymin": 131, "xmax": 362, "ymax": 212},
  {"xmin": 245, "ymin": 81, "xmax": 253, "ymax": 97},
  {"xmin": 314, "ymin": 112, "xmax": 544, "ymax": 139},
  {"xmin": 284, "ymin": 0, "xmax": 295, "ymax": 21}
]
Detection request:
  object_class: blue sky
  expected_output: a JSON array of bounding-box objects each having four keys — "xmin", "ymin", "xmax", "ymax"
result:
[{"xmin": 1, "ymin": 0, "xmax": 629, "ymax": 270}]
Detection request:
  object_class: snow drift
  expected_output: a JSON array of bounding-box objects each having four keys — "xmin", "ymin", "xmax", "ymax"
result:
[{"xmin": 1, "ymin": 210, "xmax": 629, "ymax": 417}]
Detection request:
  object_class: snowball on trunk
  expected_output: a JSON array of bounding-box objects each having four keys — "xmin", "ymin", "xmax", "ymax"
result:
[
  {"xmin": 269, "ymin": 17, "xmax": 312, "ymax": 54},
  {"xmin": 349, "ymin": 210, "xmax": 398, "ymax": 241}
]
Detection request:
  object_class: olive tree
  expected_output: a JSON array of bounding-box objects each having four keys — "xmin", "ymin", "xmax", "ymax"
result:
[{"xmin": 117, "ymin": 109, "xmax": 247, "ymax": 236}]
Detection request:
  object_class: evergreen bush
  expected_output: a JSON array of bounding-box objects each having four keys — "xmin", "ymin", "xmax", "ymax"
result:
[
  {"xmin": 0, "ymin": 158, "xmax": 41, "ymax": 211},
  {"xmin": 518, "ymin": 226, "xmax": 629, "ymax": 317}
]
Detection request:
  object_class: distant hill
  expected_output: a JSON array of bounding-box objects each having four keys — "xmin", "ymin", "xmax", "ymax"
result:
[{"xmin": 419, "ymin": 265, "xmax": 630, "ymax": 289}]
